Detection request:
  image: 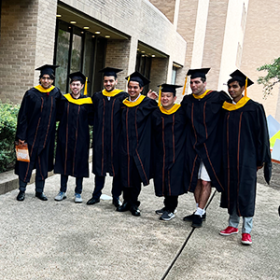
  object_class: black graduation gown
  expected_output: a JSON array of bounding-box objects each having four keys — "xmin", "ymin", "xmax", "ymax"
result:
[
  {"xmin": 152, "ymin": 106, "xmax": 188, "ymax": 196},
  {"xmin": 15, "ymin": 86, "xmax": 61, "ymax": 182},
  {"xmin": 92, "ymin": 90, "xmax": 128, "ymax": 177},
  {"xmin": 120, "ymin": 96, "xmax": 157, "ymax": 188},
  {"xmin": 54, "ymin": 94, "xmax": 94, "ymax": 178},
  {"xmin": 220, "ymin": 99, "xmax": 271, "ymax": 217},
  {"xmin": 181, "ymin": 90, "xmax": 231, "ymax": 192}
]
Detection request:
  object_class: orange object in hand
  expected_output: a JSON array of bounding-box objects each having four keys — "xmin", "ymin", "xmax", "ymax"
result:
[{"xmin": 15, "ymin": 141, "xmax": 30, "ymax": 162}]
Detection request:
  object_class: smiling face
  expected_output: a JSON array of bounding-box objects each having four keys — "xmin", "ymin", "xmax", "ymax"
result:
[
  {"xmin": 70, "ymin": 80, "xmax": 84, "ymax": 98},
  {"xmin": 128, "ymin": 81, "xmax": 143, "ymax": 101},
  {"xmin": 228, "ymin": 80, "xmax": 244, "ymax": 103},
  {"xmin": 40, "ymin": 74, "xmax": 54, "ymax": 89},
  {"xmin": 161, "ymin": 91, "xmax": 177, "ymax": 110},
  {"xmin": 103, "ymin": 75, "xmax": 117, "ymax": 92},
  {"xmin": 190, "ymin": 77, "xmax": 206, "ymax": 96}
]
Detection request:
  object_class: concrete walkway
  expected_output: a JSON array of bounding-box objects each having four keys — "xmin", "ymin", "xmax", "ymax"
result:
[{"xmin": 0, "ymin": 168, "xmax": 279, "ymax": 280}]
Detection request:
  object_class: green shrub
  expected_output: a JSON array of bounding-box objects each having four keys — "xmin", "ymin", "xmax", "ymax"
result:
[{"xmin": 0, "ymin": 102, "xmax": 20, "ymax": 172}]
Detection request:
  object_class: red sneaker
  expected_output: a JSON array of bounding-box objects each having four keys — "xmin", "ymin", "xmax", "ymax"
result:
[
  {"xmin": 241, "ymin": 233, "xmax": 252, "ymax": 245},
  {"xmin": 219, "ymin": 226, "xmax": 238, "ymax": 236}
]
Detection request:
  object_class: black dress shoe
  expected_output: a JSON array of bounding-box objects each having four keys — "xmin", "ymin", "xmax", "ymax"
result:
[
  {"xmin": 278, "ymin": 205, "xmax": 280, "ymax": 217},
  {"xmin": 130, "ymin": 206, "xmax": 141, "ymax": 217},
  {"xmin": 86, "ymin": 197, "xmax": 100, "ymax": 205},
  {"xmin": 112, "ymin": 198, "xmax": 121, "ymax": 208},
  {"xmin": 191, "ymin": 214, "xmax": 203, "ymax": 228},
  {"xmin": 116, "ymin": 201, "xmax": 130, "ymax": 212},
  {"xmin": 183, "ymin": 212, "xmax": 206, "ymax": 222},
  {"xmin": 16, "ymin": 191, "xmax": 25, "ymax": 201},
  {"xmin": 35, "ymin": 192, "xmax": 48, "ymax": 201}
]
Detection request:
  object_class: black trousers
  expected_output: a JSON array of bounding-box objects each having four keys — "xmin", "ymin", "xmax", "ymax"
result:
[
  {"xmin": 122, "ymin": 164, "xmax": 142, "ymax": 208},
  {"xmin": 92, "ymin": 174, "xmax": 122, "ymax": 200},
  {"xmin": 19, "ymin": 179, "xmax": 45, "ymax": 193},
  {"xmin": 164, "ymin": 196, "xmax": 178, "ymax": 213},
  {"xmin": 60, "ymin": 175, "xmax": 83, "ymax": 194}
]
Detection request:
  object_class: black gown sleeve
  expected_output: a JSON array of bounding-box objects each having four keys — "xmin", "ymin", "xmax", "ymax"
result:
[
  {"xmin": 15, "ymin": 91, "xmax": 29, "ymax": 141},
  {"xmin": 256, "ymin": 104, "xmax": 272, "ymax": 184}
]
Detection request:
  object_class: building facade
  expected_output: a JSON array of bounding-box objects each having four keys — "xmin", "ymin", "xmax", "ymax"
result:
[
  {"xmin": 0, "ymin": 0, "xmax": 186, "ymax": 102},
  {"xmin": 150, "ymin": 0, "xmax": 280, "ymax": 118},
  {"xmin": 0, "ymin": 0, "xmax": 279, "ymax": 119}
]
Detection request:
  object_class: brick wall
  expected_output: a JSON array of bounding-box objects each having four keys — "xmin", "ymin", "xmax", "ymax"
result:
[
  {"xmin": 0, "ymin": 0, "xmax": 38, "ymax": 103},
  {"xmin": 241, "ymin": 0, "xmax": 280, "ymax": 119},
  {"xmin": 0, "ymin": 0, "xmax": 57, "ymax": 104},
  {"xmin": 149, "ymin": 57, "xmax": 169, "ymax": 92},
  {"xmin": 175, "ymin": 0, "xmax": 199, "ymax": 95},
  {"xmin": 148, "ymin": 0, "xmax": 176, "ymax": 23},
  {"xmin": 202, "ymin": 0, "xmax": 229, "ymax": 90},
  {"xmin": 105, "ymin": 39, "xmax": 131, "ymax": 91}
]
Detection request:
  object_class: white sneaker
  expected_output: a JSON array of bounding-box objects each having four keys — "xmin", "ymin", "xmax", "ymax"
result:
[
  {"xmin": 74, "ymin": 193, "xmax": 83, "ymax": 203},
  {"xmin": 155, "ymin": 208, "xmax": 177, "ymax": 215},
  {"xmin": 160, "ymin": 211, "xmax": 175, "ymax": 221},
  {"xmin": 54, "ymin": 191, "xmax": 66, "ymax": 201}
]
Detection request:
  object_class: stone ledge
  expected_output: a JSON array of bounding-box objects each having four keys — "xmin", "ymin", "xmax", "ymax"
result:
[{"xmin": 0, "ymin": 151, "xmax": 92, "ymax": 195}]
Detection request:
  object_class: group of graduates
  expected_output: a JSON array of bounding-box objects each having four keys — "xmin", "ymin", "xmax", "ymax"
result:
[{"xmin": 14, "ymin": 64, "xmax": 271, "ymax": 246}]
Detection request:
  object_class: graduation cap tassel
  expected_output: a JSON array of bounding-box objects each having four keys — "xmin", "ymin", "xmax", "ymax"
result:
[
  {"xmin": 158, "ymin": 86, "xmax": 162, "ymax": 107},
  {"xmin": 182, "ymin": 76, "xmax": 188, "ymax": 95},
  {"xmin": 244, "ymin": 77, "xmax": 248, "ymax": 97},
  {"xmin": 84, "ymin": 77, "xmax": 88, "ymax": 95}
]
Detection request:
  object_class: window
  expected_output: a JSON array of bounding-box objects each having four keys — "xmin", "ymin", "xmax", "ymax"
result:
[
  {"xmin": 136, "ymin": 52, "xmax": 152, "ymax": 95},
  {"xmin": 54, "ymin": 19, "xmax": 106, "ymax": 95},
  {"xmin": 171, "ymin": 66, "xmax": 177, "ymax": 84}
]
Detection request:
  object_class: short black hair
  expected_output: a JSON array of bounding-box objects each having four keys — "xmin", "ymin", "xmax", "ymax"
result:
[
  {"xmin": 227, "ymin": 78, "xmax": 245, "ymax": 88},
  {"xmin": 191, "ymin": 76, "xmax": 206, "ymax": 83},
  {"xmin": 104, "ymin": 75, "xmax": 117, "ymax": 80},
  {"xmin": 39, "ymin": 74, "xmax": 55, "ymax": 80},
  {"xmin": 39, "ymin": 74, "xmax": 55, "ymax": 85}
]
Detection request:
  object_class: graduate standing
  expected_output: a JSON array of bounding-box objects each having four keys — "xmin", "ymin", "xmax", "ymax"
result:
[
  {"xmin": 181, "ymin": 68, "xmax": 231, "ymax": 228},
  {"xmin": 87, "ymin": 67, "xmax": 128, "ymax": 208},
  {"xmin": 152, "ymin": 84, "xmax": 188, "ymax": 221},
  {"xmin": 117, "ymin": 72, "xmax": 157, "ymax": 216},
  {"xmin": 54, "ymin": 72, "xmax": 94, "ymax": 203},
  {"xmin": 15, "ymin": 65, "xmax": 61, "ymax": 201},
  {"xmin": 219, "ymin": 70, "xmax": 271, "ymax": 245}
]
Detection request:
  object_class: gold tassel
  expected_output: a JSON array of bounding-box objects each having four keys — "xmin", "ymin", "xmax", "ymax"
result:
[
  {"xmin": 244, "ymin": 77, "xmax": 248, "ymax": 97},
  {"xmin": 158, "ymin": 86, "xmax": 162, "ymax": 107},
  {"xmin": 84, "ymin": 77, "xmax": 88, "ymax": 95},
  {"xmin": 182, "ymin": 76, "xmax": 188, "ymax": 95},
  {"xmin": 128, "ymin": 76, "xmax": 130, "ymax": 83}
]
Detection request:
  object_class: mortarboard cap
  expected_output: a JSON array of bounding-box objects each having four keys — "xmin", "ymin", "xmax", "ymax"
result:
[
  {"xmin": 36, "ymin": 64, "xmax": 59, "ymax": 77},
  {"xmin": 69, "ymin": 71, "xmax": 86, "ymax": 84},
  {"xmin": 125, "ymin": 71, "xmax": 150, "ymax": 87},
  {"xmin": 99, "ymin": 67, "xmax": 123, "ymax": 78},
  {"xmin": 229, "ymin": 69, "xmax": 254, "ymax": 87},
  {"xmin": 157, "ymin": 83, "xmax": 182, "ymax": 94},
  {"xmin": 187, "ymin": 68, "xmax": 210, "ymax": 79},
  {"xmin": 157, "ymin": 83, "xmax": 182, "ymax": 107}
]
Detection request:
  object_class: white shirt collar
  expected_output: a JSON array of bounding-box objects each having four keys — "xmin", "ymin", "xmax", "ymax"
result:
[{"xmin": 129, "ymin": 94, "xmax": 141, "ymax": 102}]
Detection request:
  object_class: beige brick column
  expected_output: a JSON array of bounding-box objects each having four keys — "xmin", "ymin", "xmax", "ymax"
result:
[
  {"xmin": 34, "ymin": 0, "xmax": 57, "ymax": 85},
  {"xmin": 202, "ymin": 0, "xmax": 229, "ymax": 90}
]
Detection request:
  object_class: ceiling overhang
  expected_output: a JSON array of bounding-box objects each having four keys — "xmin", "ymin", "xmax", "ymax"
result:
[
  {"xmin": 137, "ymin": 41, "xmax": 168, "ymax": 58},
  {"xmin": 57, "ymin": 2, "xmax": 129, "ymax": 40}
]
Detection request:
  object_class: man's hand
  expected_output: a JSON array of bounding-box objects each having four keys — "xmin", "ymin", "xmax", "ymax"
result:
[
  {"xmin": 18, "ymin": 139, "xmax": 25, "ymax": 145},
  {"xmin": 147, "ymin": 89, "xmax": 158, "ymax": 100}
]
